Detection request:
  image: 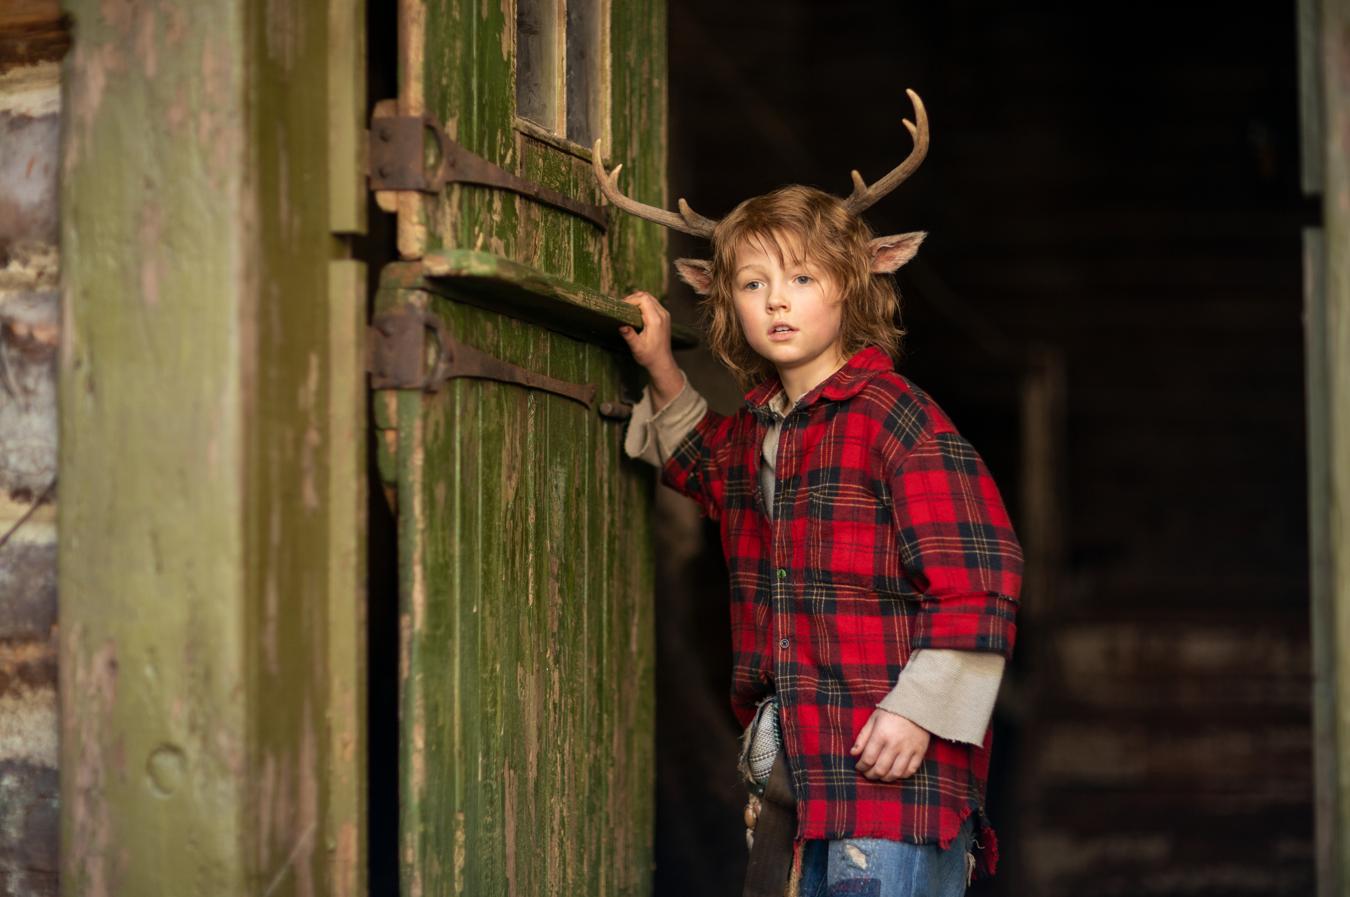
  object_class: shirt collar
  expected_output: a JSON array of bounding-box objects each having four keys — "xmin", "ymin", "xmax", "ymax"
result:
[
  {"xmin": 766, "ymin": 390, "xmax": 793, "ymax": 418},
  {"xmin": 744, "ymin": 345, "xmax": 894, "ymax": 419}
]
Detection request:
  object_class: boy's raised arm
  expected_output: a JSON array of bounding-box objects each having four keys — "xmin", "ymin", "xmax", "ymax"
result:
[
  {"xmin": 624, "ymin": 369, "xmax": 707, "ymax": 466},
  {"xmin": 618, "ymin": 291, "xmax": 685, "ymax": 410},
  {"xmin": 617, "ymin": 292, "xmax": 729, "ymax": 521},
  {"xmin": 618, "ymin": 291, "xmax": 709, "ymax": 466}
]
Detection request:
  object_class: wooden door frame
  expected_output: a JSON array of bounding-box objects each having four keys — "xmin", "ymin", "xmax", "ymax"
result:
[
  {"xmin": 1301, "ymin": 1, "xmax": 1350, "ymax": 895},
  {"xmin": 57, "ymin": 0, "xmax": 368, "ymax": 893}
]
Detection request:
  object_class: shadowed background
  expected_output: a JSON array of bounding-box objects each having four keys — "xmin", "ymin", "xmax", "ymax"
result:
[{"xmin": 656, "ymin": 4, "xmax": 1312, "ymax": 896}]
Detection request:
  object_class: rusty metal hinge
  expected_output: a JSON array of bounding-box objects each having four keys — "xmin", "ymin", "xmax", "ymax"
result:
[
  {"xmin": 368, "ymin": 305, "xmax": 598, "ymax": 409},
  {"xmin": 367, "ymin": 110, "xmax": 607, "ymax": 231}
]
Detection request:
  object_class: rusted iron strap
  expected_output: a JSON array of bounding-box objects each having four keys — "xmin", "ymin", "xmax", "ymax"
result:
[
  {"xmin": 368, "ymin": 306, "xmax": 597, "ymax": 409},
  {"xmin": 368, "ymin": 114, "xmax": 608, "ymax": 231}
]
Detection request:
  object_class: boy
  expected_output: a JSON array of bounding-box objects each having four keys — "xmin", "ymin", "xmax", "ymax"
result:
[{"xmin": 599, "ymin": 94, "xmax": 1022, "ymax": 897}]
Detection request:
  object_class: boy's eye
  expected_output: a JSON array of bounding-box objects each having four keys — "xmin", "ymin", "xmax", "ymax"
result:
[
  {"xmin": 793, "ymin": 274, "xmax": 813, "ymax": 285},
  {"xmin": 742, "ymin": 280, "xmax": 764, "ymax": 291}
]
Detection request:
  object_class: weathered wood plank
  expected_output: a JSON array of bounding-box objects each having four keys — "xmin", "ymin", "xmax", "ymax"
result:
[
  {"xmin": 326, "ymin": 259, "xmax": 368, "ymax": 897},
  {"xmin": 392, "ymin": 278, "xmax": 654, "ymax": 891},
  {"xmin": 1304, "ymin": 223, "xmax": 1338, "ymax": 897},
  {"xmin": 397, "ymin": 0, "xmax": 663, "ymax": 890},
  {"xmin": 1313, "ymin": 2, "xmax": 1350, "ymax": 892},
  {"xmin": 608, "ymin": 0, "xmax": 668, "ymax": 303},
  {"xmin": 414, "ymin": 250, "xmax": 698, "ymax": 346},
  {"xmin": 60, "ymin": 0, "xmax": 364, "ymax": 893}
]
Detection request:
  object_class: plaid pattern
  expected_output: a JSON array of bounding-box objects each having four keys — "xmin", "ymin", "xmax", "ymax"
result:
[{"xmin": 661, "ymin": 346, "xmax": 1022, "ymax": 876}]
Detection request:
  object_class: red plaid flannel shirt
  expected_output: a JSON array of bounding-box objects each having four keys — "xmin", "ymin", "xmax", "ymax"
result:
[{"xmin": 660, "ymin": 346, "xmax": 1022, "ymax": 875}]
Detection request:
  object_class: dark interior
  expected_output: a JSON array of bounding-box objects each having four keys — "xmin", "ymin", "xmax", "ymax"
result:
[{"xmin": 658, "ymin": 4, "xmax": 1312, "ymax": 896}]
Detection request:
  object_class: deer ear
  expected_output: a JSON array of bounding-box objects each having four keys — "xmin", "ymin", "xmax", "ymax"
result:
[
  {"xmin": 869, "ymin": 232, "xmax": 927, "ymax": 273},
  {"xmin": 674, "ymin": 258, "xmax": 714, "ymax": 295}
]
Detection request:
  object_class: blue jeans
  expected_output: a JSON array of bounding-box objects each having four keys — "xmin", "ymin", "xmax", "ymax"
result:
[{"xmin": 796, "ymin": 814, "xmax": 975, "ymax": 897}]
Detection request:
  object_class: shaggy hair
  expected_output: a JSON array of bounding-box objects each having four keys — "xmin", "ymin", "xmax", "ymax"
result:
[{"xmin": 698, "ymin": 184, "xmax": 905, "ymax": 389}]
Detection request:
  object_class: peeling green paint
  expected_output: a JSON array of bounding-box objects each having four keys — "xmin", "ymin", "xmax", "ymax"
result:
[{"xmin": 391, "ymin": 2, "xmax": 666, "ymax": 891}]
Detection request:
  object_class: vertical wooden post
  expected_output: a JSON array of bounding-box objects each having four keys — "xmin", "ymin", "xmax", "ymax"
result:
[
  {"xmin": 1306, "ymin": 222, "xmax": 1338, "ymax": 897},
  {"xmin": 58, "ymin": 0, "xmax": 366, "ymax": 894},
  {"xmin": 1018, "ymin": 346, "xmax": 1066, "ymax": 628},
  {"xmin": 1007, "ymin": 346, "xmax": 1065, "ymax": 897},
  {"xmin": 1308, "ymin": 1, "xmax": 1350, "ymax": 894}
]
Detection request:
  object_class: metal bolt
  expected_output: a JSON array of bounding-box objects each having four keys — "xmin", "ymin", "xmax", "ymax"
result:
[
  {"xmin": 378, "ymin": 125, "xmax": 392, "ymax": 142},
  {"xmin": 377, "ymin": 165, "xmax": 390, "ymax": 179}
]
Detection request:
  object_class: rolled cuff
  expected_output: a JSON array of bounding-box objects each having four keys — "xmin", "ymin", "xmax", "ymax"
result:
[
  {"xmin": 877, "ymin": 649, "xmax": 1006, "ymax": 745},
  {"xmin": 911, "ymin": 593, "xmax": 1019, "ymax": 658},
  {"xmin": 623, "ymin": 370, "xmax": 709, "ymax": 466}
]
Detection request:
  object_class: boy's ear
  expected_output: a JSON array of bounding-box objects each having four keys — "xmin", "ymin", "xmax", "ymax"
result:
[
  {"xmin": 674, "ymin": 258, "xmax": 714, "ymax": 295},
  {"xmin": 869, "ymin": 232, "xmax": 927, "ymax": 273}
]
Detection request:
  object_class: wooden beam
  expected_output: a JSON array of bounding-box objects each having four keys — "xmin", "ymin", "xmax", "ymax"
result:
[
  {"xmin": 58, "ymin": 0, "xmax": 366, "ymax": 893},
  {"xmin": 1312, "ymin": 2, "xmax": 1350, "ymax": 894}
]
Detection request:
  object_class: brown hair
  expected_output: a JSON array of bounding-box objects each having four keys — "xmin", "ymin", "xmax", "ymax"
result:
[{"xmin": 698, "ymin": 184, "xmax": 904, "ymax": 388}]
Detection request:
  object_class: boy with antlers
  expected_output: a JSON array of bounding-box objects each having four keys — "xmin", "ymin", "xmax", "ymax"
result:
[{"xmin": 597, "ymin": 90, "xmax": 1023, "ymax": 897}]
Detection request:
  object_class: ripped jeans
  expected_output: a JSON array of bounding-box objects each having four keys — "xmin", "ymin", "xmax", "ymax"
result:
[{"xmin": 796, "ymin": 814, "xmax": 975, "ymax": 897}]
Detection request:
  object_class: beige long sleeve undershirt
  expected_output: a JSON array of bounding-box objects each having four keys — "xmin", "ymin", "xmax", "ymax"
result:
[{"xmin": 623, "ymin": 372, "xmax": 1006, "ymax": 745}]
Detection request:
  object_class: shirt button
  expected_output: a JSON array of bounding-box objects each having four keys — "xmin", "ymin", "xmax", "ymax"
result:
[
  {"xmin": 779, "ymin": 638, "xmax": 790, "ymax": 649},
  {"xmin": 776, "ymin": 568, "xmax": 787, "ymax": 579}
]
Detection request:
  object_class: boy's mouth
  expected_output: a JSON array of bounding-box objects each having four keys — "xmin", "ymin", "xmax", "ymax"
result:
[{"xmin": 768, "ymin": 323, "xmax": 797, "ymax": 340}]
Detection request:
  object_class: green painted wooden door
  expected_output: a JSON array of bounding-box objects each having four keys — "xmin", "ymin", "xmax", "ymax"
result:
[{"xmin": 372, "ymin": 2, "xmax": 671, "ymax": 893}]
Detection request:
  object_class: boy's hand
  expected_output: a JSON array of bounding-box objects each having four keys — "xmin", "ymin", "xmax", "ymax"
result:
[
  {"xmin": 619, "ymin": 292, "xmax": 683, "ymax": 409},
  {"xmin": 851, "ymin": 708, "xmax": 931, "ymax": 782}
]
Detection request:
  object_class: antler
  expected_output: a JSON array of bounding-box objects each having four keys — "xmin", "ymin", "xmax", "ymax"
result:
[
  {"xmin": 593, "ymin": 89, "xmax": 928, "ymax": 238},
  {"xmin": 592, "ymin": 139, "xmax": 718, "ymax": 238},
  {"xmin": 842, "ymin": 88, "xmax": 930, "ymax": 216}
]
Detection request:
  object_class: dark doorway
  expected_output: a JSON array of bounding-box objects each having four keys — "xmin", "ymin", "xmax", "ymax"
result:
[
  {"xmin": 359, "ymin": 3, "xmax": 401, "ymax": 895},
  {"xmin": 659, "ymin": 4, "xmax": 1312, "ymax": 896}
]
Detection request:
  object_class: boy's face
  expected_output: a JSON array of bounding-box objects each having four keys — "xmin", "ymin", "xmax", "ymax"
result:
[{"xmin": 730, "ymin": 233, "xmax": 847, "ymax": 394}]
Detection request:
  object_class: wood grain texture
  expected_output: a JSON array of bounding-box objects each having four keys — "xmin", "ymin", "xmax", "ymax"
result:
[
  {"xmin": 393, "ymin": 3, "xmax": 666, "ymax": 891},
  {"xmin": 1315, "ymin": 2, "xmax": 1350, "ymax": 893},
  {"xmin": 59, "ymin": 0, "xmax": 367, "ymax": 894},
  {"xmin": 418, "ymin": 248, "xmax": 699, "ymax": 346},
  {"xmin": 388, "ymin": 284, "xmax": 655, "ymax": 895}
]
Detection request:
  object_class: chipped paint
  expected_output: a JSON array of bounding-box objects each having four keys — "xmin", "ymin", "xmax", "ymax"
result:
[
  {"xmin": 397, "ymin": 0, "xmax": 429, "ymax": 258},
  {"xmin": 264, "ymin": 0, "xmax": 300, "ymax": 72},
  {"xmin": 295, "ymin": 704, "xmax": 319, "ymax": 897},
  {"xmin": 333, "ymin": 820, "xmax": 358, "ymax": 897},
  {"xmin": 60, "ymin": 0, "xmax": 366, "ymax": 891},
  {"xmin": 387, "ymin": 0, "xmax": 665, "ymax": 891},
  {"xmin": 65, "ymin": 630, "xmax": 120, "ymax": 897},
  {"xmin": 453, "ymin": 812, "xmax": 466, "ymax": 894},
  {"xmin": 298, "ymin": 351, "xmax": 322, "ymax": 510},
  {"xmin": 62, "ymin": 40, "xmax": 125, "ymax": 174},
  {"xmin": 136, "ymin": 200, "xmax": 162, "ymax": 307},
  {"xmin": 258, "ymin": 749, "xmax": 278, "ymax": 856},
  {"xmin": 504, "ymin": 764, "xmax": 518, "ymax": 897}
]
